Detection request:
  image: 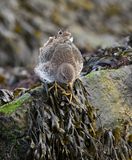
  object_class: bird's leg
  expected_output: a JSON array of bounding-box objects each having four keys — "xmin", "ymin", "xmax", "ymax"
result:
[
  {"xmin": 48, "ymin": 82, "xmax": 73, "ymax": 102},
  {"xmin": 48, "ymin": 81, "xmax": 66, "ymax": 93},
  {"xmin": 62, "ymin": 82, "xmax": 77, "ymax": 103},
  {"xmin": 55, "ymin": 83, "xmax": 66, "ymax": 93},
  {"xmin": 48, "ymin": 81, "xmax": 59, "ymax": 94},
  {"xmin": 48, "ymin": 81, "xmax": 55, "ymax": 91},
  {"xmin": 68, "ymin": 82, "xmax": 79, "ymax": 103},
  {"xmin": 48, "ymin": 81, "xmax": 77, "ymax": 103}
]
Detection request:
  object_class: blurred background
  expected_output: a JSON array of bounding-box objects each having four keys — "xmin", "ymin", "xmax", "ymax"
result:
[{"xmin": 0, "ymin": 0, "xmax": 132, "ymax": 88}]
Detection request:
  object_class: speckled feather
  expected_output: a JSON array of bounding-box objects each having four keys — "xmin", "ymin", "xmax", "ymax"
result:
[{"xmin": 35, "ymin": 30, "xmax": 83, "ymax": 84}]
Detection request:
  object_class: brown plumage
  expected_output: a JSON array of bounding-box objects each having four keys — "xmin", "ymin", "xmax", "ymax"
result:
[{"xmin": 34, "ymin": 30, "xmax": 83, "ymax": 85}]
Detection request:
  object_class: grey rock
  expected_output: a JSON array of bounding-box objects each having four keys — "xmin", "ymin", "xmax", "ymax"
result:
[{"xmin": 82, "ymin": 65, "xmax": 132, "ymax": 128}]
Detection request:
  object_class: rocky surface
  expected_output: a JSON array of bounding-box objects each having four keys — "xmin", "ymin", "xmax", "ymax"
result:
[
  {"xmin": 0, "ymin": 0, "xmax": 132, "ymax": 159},
  {"xmin": 0, "ymin": 65, "xmax": 131, "ymax": 160},
  {"xmin": 83, "ymin": 65, "xmax": 132, "ymax": 128},
  {"xmin": 1, "ymin": 65, "xmax": 132, "ymax": 129}
]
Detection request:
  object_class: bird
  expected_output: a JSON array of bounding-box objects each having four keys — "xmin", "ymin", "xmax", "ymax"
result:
[{"xmin": 34, "ymin": 30, "xmax": 83, "ymax": 100}]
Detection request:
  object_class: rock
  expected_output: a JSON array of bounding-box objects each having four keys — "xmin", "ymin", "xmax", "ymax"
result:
[
  {"xmin": 0, "ymin": 66, "xmax": 132, "ymax": 159},
  {"xmin": 83, "ymin": 65, "xmax": 132, "ymax": 128}
]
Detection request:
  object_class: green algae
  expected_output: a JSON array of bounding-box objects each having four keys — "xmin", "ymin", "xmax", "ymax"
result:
[
  {"xmin": 0, "ymin": 93, "xmax": 31, "ymax": 115},
  {"xmin": 86, "ymin": 70, "xmax": 109, "ymax": 81},
  {"xmin": 0, "ymin": 86, "xmax": 42, "ymax": 115}
]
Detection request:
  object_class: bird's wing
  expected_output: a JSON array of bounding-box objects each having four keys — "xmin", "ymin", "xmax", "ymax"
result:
[
  {"xmin": 51, "ymin": 43, "xmax": 76, "ymax": 67},
  {"xmin": 39, "ymin": 44, "xmax": 55, "ymax": 63},
  {"xmin": 71, "ymin": 44, "xmax": 83, "ymax": 74},
  {"xmin": 71, "ymin": 43, "xmax": 83, "ymax": 63}
]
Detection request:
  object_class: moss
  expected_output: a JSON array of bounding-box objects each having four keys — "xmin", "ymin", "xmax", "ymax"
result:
[
  {"xmin": 0, "ymin": 86, "xmax": 43, "ymax": 115},
  {"xmin": 0, "ymin": 93, "xmax": 31, "ymax": 115},
  {"xmin": 105, "ymin": 4, "xmax": 122, "ymax": 17},
  {"xmin": 86, "ymin": 70, "xmax": 108, "ymax": 79},
  {"xmin": 68, "ymin": 0, "xmax": 94, "ymax": 11}
]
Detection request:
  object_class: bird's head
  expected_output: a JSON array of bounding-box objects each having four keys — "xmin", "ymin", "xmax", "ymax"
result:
[
  {"xmin": 57, "ymin": 30, "xmax": 73, "ymax": 43},
  {"xmin": 57, "ymin": 63, "xmax": 75, "ymax": 85}
]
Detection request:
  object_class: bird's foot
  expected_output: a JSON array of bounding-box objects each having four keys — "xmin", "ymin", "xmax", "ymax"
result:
[
  {"xmin": 62, "ymin": 90, "xmax": 73, "ymax": 103},
  {"xmin": 48, "ymin": 82, "xmax": 78, "ymax": 103},
  {"xmin": 48, "ymin": 81, "xmax": 66, "ymax": 94},
  {"xmin": 62, "ymin": 90, "xmax": 78, "ymax": 104}
]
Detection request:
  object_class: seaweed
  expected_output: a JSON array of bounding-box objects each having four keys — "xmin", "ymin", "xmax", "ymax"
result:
[{"xmin": 24, "ymin": 80, "xmax": 132, "ymax": 160}]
